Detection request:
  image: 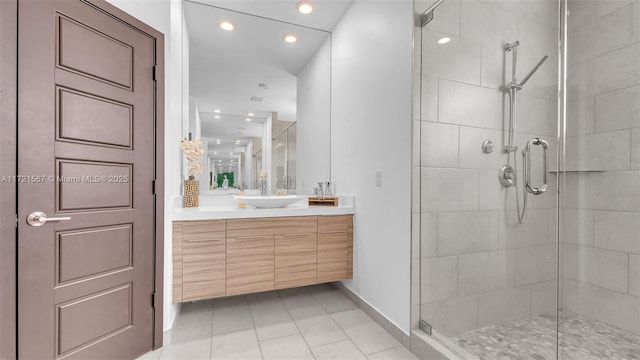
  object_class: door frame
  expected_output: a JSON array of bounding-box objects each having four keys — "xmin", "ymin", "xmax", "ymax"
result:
[
  {"xmin": 0, "ymin": 0, "xmax": 18, "ymax": 358},
  {"xmin": 1, "ymin": 0, "xmax": 165, "ymax": 355}
]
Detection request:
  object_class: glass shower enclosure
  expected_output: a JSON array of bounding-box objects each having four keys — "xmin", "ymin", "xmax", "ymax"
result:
[{"xmin": 412, "ymin": 0, "xmax": 639, "ymax": 359}]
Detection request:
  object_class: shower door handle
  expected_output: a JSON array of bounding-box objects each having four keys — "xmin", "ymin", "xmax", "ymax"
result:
[{"xmin": 523, "ymin": 137, "xmax": 548, "ymax": 195}]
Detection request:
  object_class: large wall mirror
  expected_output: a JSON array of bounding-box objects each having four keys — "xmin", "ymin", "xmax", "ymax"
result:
[{"xmin": 183, "ymin": 0, "xmax": 334, "ymax": 196}]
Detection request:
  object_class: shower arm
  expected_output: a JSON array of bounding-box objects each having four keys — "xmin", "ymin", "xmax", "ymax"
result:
[{"xmin": 519, "ymin": 55, "xmax": 549, "ymax": 88}]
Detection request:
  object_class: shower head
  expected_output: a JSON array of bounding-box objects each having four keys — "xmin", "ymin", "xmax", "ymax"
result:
[
  {"xmin": 420, "ymin": 0, "xmax": 445, "ymax": 27},
  {"xmin": 519, "ymin": 55, "xmax": 548, "ymax": 88}
]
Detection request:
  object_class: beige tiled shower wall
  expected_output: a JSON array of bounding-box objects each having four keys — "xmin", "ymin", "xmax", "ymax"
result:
[
  {"xmin": 413, "ymin": 0, "xmax": 559, "ymax": 337},
  {"xmin": 563, "ymin": 0, "xmax": 640, "ymax": 335}
]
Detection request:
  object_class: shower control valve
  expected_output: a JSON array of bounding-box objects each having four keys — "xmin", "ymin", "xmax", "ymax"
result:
[{"xmin": 498, "ymin": 165, "xmax": 515, "ymax": 188}]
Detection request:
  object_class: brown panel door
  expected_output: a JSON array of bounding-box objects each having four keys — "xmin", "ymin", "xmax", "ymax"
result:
[{"xmin": 18, "ymin": 1, "xmax": 157, "ymax": 359}]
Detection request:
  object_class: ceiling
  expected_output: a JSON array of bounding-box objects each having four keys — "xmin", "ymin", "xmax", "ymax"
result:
[
  {"xmin": 184, "ymin": 0, "xmax": 351, "ymax": 167},
  {"xmin": 188, "ymin": 0, "xmax": 354, "ymax": 32}
]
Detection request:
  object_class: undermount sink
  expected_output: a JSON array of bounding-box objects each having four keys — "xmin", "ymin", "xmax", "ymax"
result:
[{"xmin": 234, "ymin": 195, "xmax": 303, "ymax": 209}]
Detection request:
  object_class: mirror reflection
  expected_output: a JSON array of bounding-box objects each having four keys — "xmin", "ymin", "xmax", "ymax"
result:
[{"xmin": 184, "ymin": 1, "xmax": 331, "ymax": 196}]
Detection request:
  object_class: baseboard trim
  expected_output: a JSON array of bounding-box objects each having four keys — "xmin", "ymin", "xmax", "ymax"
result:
[{"xmin": 331, "ymin": 282, "xmax": 411, "ymax": 349}]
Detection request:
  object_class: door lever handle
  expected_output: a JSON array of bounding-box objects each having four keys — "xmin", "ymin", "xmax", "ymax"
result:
[{"xmin": 27, "ymin": 212, "xmax": 71, "ymax": 227}]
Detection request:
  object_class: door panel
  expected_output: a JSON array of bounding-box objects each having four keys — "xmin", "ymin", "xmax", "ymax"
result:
[
  {"xmin": 57, "ymin": 14, "xmax": 134, "ymax": 89},
  {"xmin": 18, "ymin": 1, "xmax": 157, "ymax": 358},
  {"xmin": 57, "ymin": 87, "xmax": 133, "ymax": 148},
  {"xmin": 57, "ymin": 284, "xmax": 132, "ymax": 355},
  {"xmin": 57, "ymin": 224, "xmax": 133, "ymax": 284}
]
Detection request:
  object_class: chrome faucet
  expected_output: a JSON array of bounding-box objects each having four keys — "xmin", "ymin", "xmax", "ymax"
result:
[{"xmin": 259, "ymin": 179, "xmax": 269, "ymax": 196}]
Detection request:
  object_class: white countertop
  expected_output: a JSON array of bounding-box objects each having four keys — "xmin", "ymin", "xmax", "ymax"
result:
[{"xmin": 173, "ymin": 195, "xmax": 355, "ymax": 221}]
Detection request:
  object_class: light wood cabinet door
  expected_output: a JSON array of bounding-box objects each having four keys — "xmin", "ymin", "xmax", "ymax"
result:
[
  {"xmin": 182, "ymin": 221, "xmax": 226, "ymax": 301},
  {"xmin": 226, "ymin": 235, "xmax": 275, "ymax": 295},
  {"xmin": 317, "ymin": 215, "xmax": 351, "ymax": 283},
  {"xmin": 275, "ymin": 232, "xmax": 317, "ymax": 289}
]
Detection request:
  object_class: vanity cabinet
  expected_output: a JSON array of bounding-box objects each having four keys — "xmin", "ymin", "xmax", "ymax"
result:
[{"xmin": 172, "ymin": 214, "xmax": 352, "ymax": 303}]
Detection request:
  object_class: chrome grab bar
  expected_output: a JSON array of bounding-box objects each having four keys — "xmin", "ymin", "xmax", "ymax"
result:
[{"xmin": 523, "ymin": 137, "xmax": 548, "ymax": 195}]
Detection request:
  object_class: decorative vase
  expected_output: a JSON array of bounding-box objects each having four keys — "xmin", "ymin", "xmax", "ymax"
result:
[{"xmin": 183, "ymin": 179, "xmax": 199, "ymax": 208}]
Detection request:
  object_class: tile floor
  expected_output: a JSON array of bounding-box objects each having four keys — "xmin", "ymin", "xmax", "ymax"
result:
[
  {"xmin": 138, "ymin": 284, "xmax": 419, "ymax": 360},
  {"xmin": 454, "ymin": 310, "xmax": 640, "ymax": 360}
]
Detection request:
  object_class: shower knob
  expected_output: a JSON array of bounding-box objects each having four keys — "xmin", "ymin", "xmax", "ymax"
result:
[
  {"xmin": 499, "ymin": 165, "xmax": 515, "ymax": 188},
  {"xmin": 482, "ymin": 140, "xmax": 495, "ymax": 154}
]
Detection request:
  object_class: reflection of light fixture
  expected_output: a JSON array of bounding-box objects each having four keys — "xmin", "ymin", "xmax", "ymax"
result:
[
  {"xmin": 283, "ymin": 34, "xmax": 298, "ymax": 43},
  {"xmin": 251, "ymin": 96, "xmax": 264, "ymax": 102},
  {"xmin": 214, "ymin": 115, "xmax": 221, "ymax": 119},
  {"xmin": 296, "ymin": 1, "xmax": 314, "ymax": 14},
  {"xmin": 247, "ymin": 112, "xmax": 255, "ymax": 116},
  {"xmin": 214, "ymin": 151, "xmax": 217, "ymax": 155},
  {"xmin": 214, "ymin": 109, "xmax": 221, "ymax": 113},
  {"xmin": 219, "ymin": 20, "xmax": 235, "ymax": 31},
  {"xmin": 258, "ymin": 84, "xmax": 271, "ymax": 90},
  {"xmin": 438, "ymin": 37, "xmax": 451, "ymax": 45},
  {"xmin": 245, "ymin": 118, "xmax": 252, "ymax": 122}
]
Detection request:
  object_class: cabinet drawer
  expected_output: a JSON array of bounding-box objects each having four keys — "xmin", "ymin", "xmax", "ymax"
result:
[
  {"xmin": 275, "ymin": 232, "xmax": 317, "ymax": 289},
  {"xmin": 318, "ymin": 215, "xmax": 350, "ymax": 233},
  {"xmin": 227, "ymin": 216, "xmax": 317, "ymax": 238},
  {"xmin": 182, "ymin": 220, "xmax": 225, "ymax": 240},
  {"xmin": 226, "ymin": 235, "xmax": 274, "ymax": 295}
]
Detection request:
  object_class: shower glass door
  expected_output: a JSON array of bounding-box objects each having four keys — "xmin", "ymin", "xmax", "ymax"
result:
[
  {"xmin": 561, "ymin": 0, "xmax": 640, "ymax": 358},
  {"xmin": 415, "ymin": 0, "xmax": 561, "ymax": 358}
]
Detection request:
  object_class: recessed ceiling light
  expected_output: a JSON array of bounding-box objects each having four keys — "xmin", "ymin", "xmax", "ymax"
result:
[
  {"xmin": 296, "ymin": 1, "xmax": 314, "ymax": 14},
  {"xmin": 438, "ymin": 37, "xmax": 451, "ymax": 45},
  {"xmin": 218, "ymin": 20, "xmax": 235, "ymax": 31},
  {"xmin": 283, "ymin": 34, "xmax": 298, "ymax": 43},
  {"xmin": 214, "ymin": 109, "xmax": 221, "ymax": 113},
  {"xmin": 245, "ymin": 118, "xmax": 252, "ymax": 122},
  {"xmin": 214, "ymin": 115, "xmax": 221, "ymax": 119},
  {"xmin": 214, "ymin": 151, "xmax": 217, "ymax": 155},
  {"xmin": 247, "ymin": 112, "xmax": 255, "ymax": 116}
]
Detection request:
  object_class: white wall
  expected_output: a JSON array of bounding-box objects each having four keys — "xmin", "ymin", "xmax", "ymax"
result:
[
  {"xmin": 105, "ymin": 0, "xmax": 184, "ymax": 332},
  {"xmin": 331, "ymin": 0, "xmax": 413, "ymax": 333},
  {"xmin": 296, "ymin": 37, "xmax": 331, "ymax": 194}
]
